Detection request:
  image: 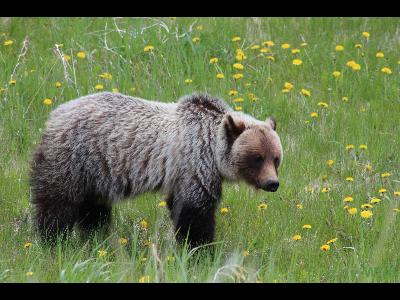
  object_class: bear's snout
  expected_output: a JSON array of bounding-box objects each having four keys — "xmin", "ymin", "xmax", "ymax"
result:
[{"xmin": 261, "ymin": 179, "xmax": 279, "ymax": 192}]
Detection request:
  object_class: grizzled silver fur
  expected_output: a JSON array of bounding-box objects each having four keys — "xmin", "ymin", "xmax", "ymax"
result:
[{"xmin": 30, "ymin": 92, "xmax": 282, "ymax": 247}]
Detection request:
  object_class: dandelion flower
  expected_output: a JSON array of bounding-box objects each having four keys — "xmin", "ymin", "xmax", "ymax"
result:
[
  {"xmin": 292, "ymin": 234, "xmax": 301, "ymax": 241},
  {"xmin": 326, "ymin": 159, "xmax": 334, "ymax": 167},
  {"xmin": 360, "ymin": 210, "xmax": 373, "ymax": 219},
  {"xmin": 192, "ymin": 37, "xmax": 200, "ymax": 43},
  {"xmin": 335, "ymin": 45, "xmax": 344, "ymax": 51},
  {"xmin": 301, "ymin": 89, "xmax": 311, "ymax": 97},
  {"xmin": 139, "ymin": 276, "xmax": 150, "ymax": 283},
  {"xmin": 263, "ymin": 41, "xmax": 275, "ymax": 47},
  {"xmin": 95, "ymin": 84, "xmax": 104, "ymax": 90},
  {"xmin": 320, "ymin": 244, "xmax": 330, "ymax": 251},
  {"xmin": 220, "ymin": 207, "xmax": 230, "ymax": 214},
  {"xmin": 243, "ymin": 250, "xmax": 250, "ymax": 257},
  {"xmin": 342, "ymin": 96, "xmax": 349, "ymax": 102},
  {"xmin": 232, "ymin": 36, "xmax": 241, "ymax": 42},
  {"xmin": 378, "ymin": 188, "xmax": 387, "ymax": 194},
  {"xmin": 233, "ymin": 73, "xmax": 244, "ymax": 80},
  {"xmin": 359, "ymin": 144, "xmax": 367, "ymax": 150},
  {"xmin": 24, "ymin": 242, "xmax": 32, "ymax": 249},
  {"xmin": 99, "ymin": 72, "xmax": 112, "ymax": 80},
  {"xmin": 43, "ymin": 98, "xmax": 53, "ymax": 106},
  {"xmin": 381, "ymin": 172, "xmax": 391, "ymax": 178},
  {"xmin": 281, "ymin": 43, "xmax": 290, "ymax": 49},
  {"xmin": 327, "ymin": 238, "xmax": 337, "ymax": 244},
  {"xmin": 9, "ymin": 79, "xmax": 16, "ymax": 85},
  {"xmin": 139, "ymin": 219, "xmax": 149, "ymax": 229},
  {"xmin": 370, "ymin": 198, "xmax": 381, "ymax": 204},
  {"xmin": 332, "ymin": 71, "xmax": 341, "ymax": 78},
  {"xmin": 98, "ymin": 250, "xmax": 107, "ymax": 257},
  {"xmin": 143, "ymin": 45, "xmax": 154, "ymax": 52},
  {"xmin": 291, "ymin": 48, "xmax": 300, "ymax": 54},
  {"xmin": 118, "ymin": 237, "xmax": 128, "ymax": 245},
  {"xmin": 361, "ymin": 204, "xmax": 373, "ymax": 209},
  {"xmin": 302, "ymin": 224, "xmax": 312, "ymax": 229},
  {"xmin": 375, "ymin": 51, "xmax": 384, "ymax": 58},
  {"xmin": 365, "ymin": 164, "xmax": 373, "ymax": 171},
  {"xmin": 284, "ymin": 82, "xmax": 294, "ymax": 90},
  {"xmin": 234, "ymin": 106, "xmax": 243, "ymax": 111},
  {"xmin": 77, "ymin": 51, "xmax": 86, "ymax": 59},
  {"xmin": 233, "ymin": 63, "xmax": 244, "ymax": 70},
  {"xmin": 233, "ymin": 97, "xmax": 244, "ymax": 103},
  {"xmin": 296, "ymin": 203, "xmax": 303, "ymax": 209},
  {"xmin": 260, "ymin": 48, "xmax": 271, "ymax": 53},
  {"xmin": 346, "ymin": 60, "xmax": 356, "ymax": 67},
  {"xmin": 343, "ymin": 196, "xmax": 354, "ymax": 203},
  {"xmin": 158, "ymin": 201, "xmax": 167, "ymax": 207},
  {"xmin": 265, "ymin": 55, "xmax": 275, "ymax": 61},
  {"xmin": 55, "ymin": 81, "xmax": 62, "ymax": 88},
  {"xmin": 346, "ymin": 176, "xmax": 354, "ymax": 182},
  {"xmin": 216, "ymin": 73, "xmax": 224, "ymax": 79},
  {"xmin": 4, "ymin": 39, "xmax": 14, "ymax": 46},
  {"xmin": 26, "ymin": 271, "xmax": 34, "ymax": 277},
  {"xmin": 292, "ymin": 59, "xmax": 302, "ymax": 66},
  {"xmin": 250, "ymin": 45, "xmax": 260, "ymax": 50},
  {"xmin": 258, "ymin": 203, "xmax": 268, "ymax": 211},
  {"xmin": 63, "ymin": 54, "xmax": 71, "ymax": 62},
  {"xmin": 300, "ymin": 42, "xmax": 308, "ymax": 47},
  {"xmin": 348, "ymin": 207, "xmax": 358, "ymax": 215},
  {"xmin": 345, "ymin": 144, "xmax": 354, "ymax": 151},
  {"xmin": 209, "ymin": 57, "xmax": 218, "ymax": 64},
  {"xmin": 394, "ymin": 191, "xmax": 400, "ymax": 197},
  {"xmin": 184, "ymin": 79, "xmax": 193, "ymax": 84},
  {"xmin": 362, "ymin": 31, "xmax": 370, "ymax": 38},
  {"xmin": 381, "ymin": 67, "xmax": 392, "ymax": 74},
  {"xmin": 318, "ymin": 102, "xmax": 329, "ymax": 108},
  {"xmin": 310, "ymin": 112, "xmax": 318, "ymax": 118},
  {"xmin": 355, "ymin": 44, "xmax": 363, "ymax": 48},
  {"xmin": 112, "ymin": 88, "xmax": 119, "ymax": 93},
  {"xmin": 235, "ymin": 49, "xmax": 247, "ymax": 61},
  {"xmin": 351, "ymin": 63, "xmax": 361, "ymax": 71},
  {"xmin": 393, "ymin": 208, "xmax": 400, "ymax": 213},
  {"xmin": 322, "ymin": 187, "xmax": 330, "ymax": 193},
  {"xmin": 228, "ymin": 90, "xmax": 238, "ymax": 96}
]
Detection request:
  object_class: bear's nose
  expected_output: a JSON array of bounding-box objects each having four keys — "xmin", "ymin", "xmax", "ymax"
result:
[{"xmin": 262, "ymin": 180, "xmax": 279, "ymax": 192}]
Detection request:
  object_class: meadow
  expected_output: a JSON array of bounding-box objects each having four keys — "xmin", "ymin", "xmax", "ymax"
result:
[{"xmin": 0, "ymin": 17, "xmax": 399, "ymax": 283}]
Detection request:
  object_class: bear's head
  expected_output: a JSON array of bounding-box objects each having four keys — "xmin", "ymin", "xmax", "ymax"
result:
[{"xmin": 216, "ymin": 112, "xmax": 283, "ymax": 192}]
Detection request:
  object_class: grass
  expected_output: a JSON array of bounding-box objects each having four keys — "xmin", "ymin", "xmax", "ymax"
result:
[{"xmin": 0, "ymin": 17, "xmax": 399, "ymax": 283}]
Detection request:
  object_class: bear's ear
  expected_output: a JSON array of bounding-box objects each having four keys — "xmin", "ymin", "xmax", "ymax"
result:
[
  {"xmin": 224, "ymin": 114, "xmax": 246, "ymax": 143},
  {"xmin": 266, "ymin": 116, "xmax": 277, "ymax": 131}
]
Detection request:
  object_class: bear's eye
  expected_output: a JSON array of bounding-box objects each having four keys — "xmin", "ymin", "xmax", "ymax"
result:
[
  {"xmin": 253, "ymin": 155, "xmax": 264, "ymax": 165},
  {"xmin": 274, "ymin": 157, "xmax": 280, "ymax": 169}
]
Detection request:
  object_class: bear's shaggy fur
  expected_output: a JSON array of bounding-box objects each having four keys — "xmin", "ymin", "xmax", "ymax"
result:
[{"xmin": 30, "ymin": 92, "xmax": 282, "ymax": 247}]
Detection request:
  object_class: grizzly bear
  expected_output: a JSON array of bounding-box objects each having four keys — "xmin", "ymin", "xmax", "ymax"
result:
[{"xmin": 30, "ymin": 92, "xmax": 282, "ymax": 247}]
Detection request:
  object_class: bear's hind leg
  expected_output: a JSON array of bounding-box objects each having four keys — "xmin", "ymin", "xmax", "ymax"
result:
[{"xmin": 76, "ymin": 196, "xmax": 112, "ymax": 234}]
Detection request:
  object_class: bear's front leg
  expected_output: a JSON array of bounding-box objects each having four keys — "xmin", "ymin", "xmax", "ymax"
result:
[{"xmin": 168, "ymin": 179, "xmax": 221, "ymax": 248}]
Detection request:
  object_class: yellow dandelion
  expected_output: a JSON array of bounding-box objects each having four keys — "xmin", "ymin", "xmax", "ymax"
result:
[
  {"xmin": 4, "ymin": 39, "xmax": 14, "ymax": 46},
  {"xmin": 233, "ymin": 73, "xmax": 244, "ymax": 80},
  {"xmin": 343, "ymin": 205, "xmax": 349, "ymax": 210},
  {"xmin": 9, "ymin": 79, "xmax": 16, "ymax": 85},
  {"xmin": 243, "ymin": 250, "xmax": 250, "ymax": 257},
  {"xmin": 327, "ymin": 238, "xmax": 337, "ymax": 244},
  {"xmin": 322, "ymin": 187, "xmax": 330, "ymax": 193},
  {"xmin": 192, "ymin": 37, "xmax": 200, "ymax": 43},
  {"xmin": 258, "ymin": 203, "xmax": 268, "ymax": 211},
  {"xmin": 259, "ymin": 48, "xmax": 270, "ymax": 54},
  {"xmin": 184, "ymin": 79, "xmax": 193, "ymax": 84},
  {"xmin": 118, "ymin": 237, "xmax": 128, "ymax": 245},
  {"xmin": 393, "ymin": 208, "xmax": 400, "ymax": 213},
  {"xmin": 310, "ymin": 112, "xmax": 318, "ymax": 118},
  {"xmin": 347, "ymin": 207, "xmax": 358, "ymax": 215},
  {"xmin": 143, "ymin": 45, "xmax": 154, "ymax": 52},
  {"xmin": 345, "ymin": 144, "xmax": 354, "ymax": 151},
  {"xmin": 343, "ymin": 196, "xmax": 354, "ymax": 203},
  {"xmin": 320, "ymin": 244, "xmax": 330, "ymax": 251},
  {"xmin": 233, "ymin": 63, "xmax": 244, "ymax": 70},
  {"xmin": 234, "ymin": 106, "xmax": 242, "ymax": 111},
  {"xmin": 139, "ymin": 219, "xmax": 149, "ymax": 229},
  {"xmin": 24, "ymin": 242, "xmax": 32, "ymax": 249},
  {"xmin": 282, "ymin": 89, "xmax": 290, "ymax": 93},
  {"xmin": 228, "ymin": 90, "xmax": 238, "ymax": 96},
  {"xmin": 302, "ymin": 224, "xmax": 312, "ymax": 230},
  {"xmin": 394, "ymin": 191, "xmax": 400, "ymax": 197},
  {"xmin": 98, "ymin": 250, "xmax": 107, "ymax": 257},
  {"xmin": 209, "ymin": 57, "xmax": 218, "ymax": 64},
  {"xmin": 375, "ymin": 52, "xmax": 384, "ymax": 58},
  {"xmin": 292, "ymin": 234, "xmax": 301, "ymax": 241},
  {"xmin": 250, "ymin": 45, "xmax": 260, "ymax": 50},
  {"xmin": 99, "ymin": 72, "xmax": 112, "ymax": 80},
  {"xmin": 291, "ymin": 48, "xmax": 300, "ymax": 54},
  {"xmin": 292, "ymin": 59, "xmax": 303, "ymax": 66},
  {"xmin": 360, "ymin": 210, "xmax": 373, "ymax": 219},
  {"xmin": 332, "ymin": 71, "xmax": 341, "ymax": 78},
  {"xmin": 326, "ymin": 159, "xmax": 334, "ymax": 167},
  {"xmin": 95, "ymin": 84, "xmax": 104, "ymax": 90},
  {"xmin": 55, "ymin": 81, "xmax": 62, "ymax": 88},
  {"xmin": 42, "ymin": 98, "xmax": 53, "ymax": 106},
  {"xmin": 307, "ymin": 186, "xmax": 313, "ymax": 193},
  {"xmin": 361, "ymin": 204, "xmax": 373, "ymax": 209},
  {"xmin": 381, "ymin": 67, "xmax": 392, "ymax": 74},
  {"xmin": 359, "ymin": 144, "xmax": 367, "ymax": 150},
  {"xmin": 281, "ymin": 43, "xmax": 290, "ymax": 49},
  {"xmin": 296, "ymin": 203, "xmax": 303, "ymax": 209},
  {"xmin": 365, "ymin": 164, "xmax": 373, "ymax": 171},
  {"xmin": 318, "ymin": 102, "xmax": 329, "ymax": 108},
  {"xmin": 63, "ymin": 54, "xmax": 71, "ymax": 62},
  {"xmin": 112, "ymin": 88, "xmax": 119, "ymax": 93},
  {"xmin": 346, "ymin": 176, "xmax": 354, "ymax": 182},
  {"xmin": 77, "ymin": 51, "xmax": 86, "ymax": 59},
  {"xmin": 265, "ymin": 55, "xmax": 275, "ymax": 61},
  {"xmin": 378, "ymin": 188, "xmax": 387, "ymax": 194},
  {"xmin": 284, "ymin": 82, "xmax": 294, "ymax": 90},
  {"xmin": 233, "ymin": 97, "xmax": 244, "ymax": 103},
  {"xmin": 342, "ymin": 96, "xmax": 349, "ymax": 102},
  {"xmin": 351, "ymin": 63, "xmax": 361, "ymax": 71},
  {"xmin": 220, "ymin": 207, "xmax": 230, "ymax": 214},
  {"xmin": 232, "ymin": 36, "xmax": 241, "ymax": 42},
  {"xmin": 362, "ymin": 31, "xmax": 370, "ymax": 38},
  {"xmin": 26, "ymin": 271, "xmax": 34, "ymax": 277},
  {"xmin": 235, "ymin": 49, "xmax": 247, "ymax": 61},
  {"xmin": 335, "ymin": 45, "xmax": 344, "ymax": 52},
  {"xmin": 300, "ymin": 42, "xmax": 308, "ymax": 47},
  {"xmin": 354, "ymin": 43, "xmax": 363, "ymax": 48},
  {"xmin": 381, "ymin": 172, "xmax": 391, "ymax": 178},
  {"xmin": 370, "ymin": 198, "xmax": 381, "ymax": 204},
  {"xmin": 139, "ymin": 276, "xmax": 150, "ymax": 283},
  {"xmin": 158, "ymin": 201, "xmax": 167, "ymax": 207},
  {"xmin": 263, "ymin": 41, "xmax": 275, "ymax": 47},
  {"xmin": 301, "ymin": 89, "xmax": 311, "ymax": 97},
  {"xmin": 216, "ymin": 73, "xmax": 224, "ymax": 79}
]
